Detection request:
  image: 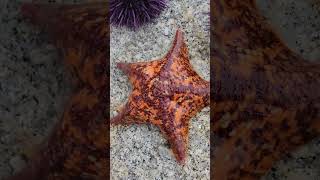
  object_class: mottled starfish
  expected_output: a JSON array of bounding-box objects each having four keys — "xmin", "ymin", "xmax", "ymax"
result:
[
  {"xmin": 211, "ymin": 0, "xmax": 320, "ymax": 179},
  {"xmin": 111, "ymin": 30, "xmax": 210, "ymax": 164},
  {"xmin": 8, "ymin": 2, "xmax": 109, "ymax": 179}
]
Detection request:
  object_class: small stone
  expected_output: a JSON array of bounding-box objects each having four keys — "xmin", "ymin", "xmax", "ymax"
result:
[
  {"xmin": 9, "ymin": 155, "xmax": 26, "ymax": 173},
  {"xmin": 164, "ymin": 27, "xmax": 170, "ymax": 36},
  {"xmin": 29, "ymin": 48, "xmax": 56, "ymax": 65},
  {"xmin": 158, "ymin": 146, "xmax": 171, "ymax": 160}
]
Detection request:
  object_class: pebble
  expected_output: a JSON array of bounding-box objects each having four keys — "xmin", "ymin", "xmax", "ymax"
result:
[{"xmin": 9, "ymin": 155, "xmax": 26, "ymax": 173}]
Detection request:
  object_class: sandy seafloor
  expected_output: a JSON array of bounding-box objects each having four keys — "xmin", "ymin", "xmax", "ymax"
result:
[{"xmin": 0, "ymin": 0, "xmax": 318, "ymax": 179}]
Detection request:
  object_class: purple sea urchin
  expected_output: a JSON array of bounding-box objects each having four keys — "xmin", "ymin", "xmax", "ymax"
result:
[{"xmin": 110, "ymin": 0, "xmax": 166, "ymax": 29}]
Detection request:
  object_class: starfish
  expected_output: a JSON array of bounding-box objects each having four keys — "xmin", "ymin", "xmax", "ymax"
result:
[
  {"xmin": 211, "ymin": 0, "xmax": 320, "ymax": 179},
  {"xmin": 111, "ymin": 29, "xmax": 210, "ymax": 164},
  {"xmin": 8, "ymin": 2, "xmax": 108, "ymax": 179}
]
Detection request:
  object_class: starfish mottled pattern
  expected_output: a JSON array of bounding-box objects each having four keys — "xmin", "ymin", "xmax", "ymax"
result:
[
  {"xmin": 211, "ymin": 0, "xmax": 320, "ymax": 179},
  {"xmin": 112, "ymin": 29, "xmax": 210, "ymax": 164},
  {"xmin": 8, "ymin": 2, "xmax": 108, "ymax": 179}
]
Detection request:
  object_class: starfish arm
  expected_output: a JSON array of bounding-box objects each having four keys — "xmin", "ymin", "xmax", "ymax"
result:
[
  {"xmin": 166, "ymin": 29, "xmax": 186, "ymax": 57},
  {"xmin": 161, "ymin": 125, "xmax": 189, "ymax": 164},
  {"xmin": 174, "ymin": 79, "xmax": 210, "ymax": 107},
  {"xmin": 164, "ymin": 48, "xmax": 210, "ymax": 100},
  {"xmin": 116, "ymin": 29, "xmax": 192, "ymax": 85},
  {"xmin": 159, "ymin": 103, "xmax": 192, "ymax": 164},
  {"xmin": 162, "ymin": 29, "xmax": 190, "ymax": 71},
  {"xmin": 110, "ymin": 103, "xmax": 131, "ymax": 125},
  {"xmin": 212, "ymin": 0, "xmax": 320, "ymax": 179},
  {"xmin": 112, "ymin": 60, "xmax": 166, "ymax": 125},
  {"xmin": 112, "ymin": 100, "xmax": 191, "ymax": 164},
  {"xmin": 110, "ymin": 91, "xmax": 162, "ymax": 125},
  {"xmin": 159, "ymin": 30, "xmax": 210, "ymax": 104}
]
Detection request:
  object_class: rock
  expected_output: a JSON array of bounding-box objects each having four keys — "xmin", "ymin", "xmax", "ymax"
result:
[
  {"xmin": 9, "ymin": 155, "xmax": 26, "ymax": 173},
  {"xmin": 158, "ymin": 146, "xmax": 171, "ymax": 160}
]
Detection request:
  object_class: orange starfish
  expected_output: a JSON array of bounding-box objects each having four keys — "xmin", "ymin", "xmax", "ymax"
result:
[
  {"xmin": 211, "ymin": 0, "xmax": 320, "ymax": 179},
  {"xmin": 112, "ymin": 29, "xmax": 210, "ymax": 164},
  {"xmin": 8, "ymin": 2, "xmax": 109, "ymax": 179}
]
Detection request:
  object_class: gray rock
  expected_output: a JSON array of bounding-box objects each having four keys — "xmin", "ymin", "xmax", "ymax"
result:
[{"xmin": 9, "ymin": 155, "xmax": 26, "ymax": 173}]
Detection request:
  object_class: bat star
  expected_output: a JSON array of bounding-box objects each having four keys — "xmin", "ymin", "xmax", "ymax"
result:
[{"xmin": 112, "ymin": 29, "xmax": 210, "ymax": 164}]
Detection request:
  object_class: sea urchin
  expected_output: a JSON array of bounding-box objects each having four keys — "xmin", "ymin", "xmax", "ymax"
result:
[{"xmin": 110, "ymin": 0, "xmax": 166, "ymax": 29}]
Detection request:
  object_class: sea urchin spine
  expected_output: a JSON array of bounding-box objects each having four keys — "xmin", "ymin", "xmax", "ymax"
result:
[{"xmin": 110, "ymin": 0, "xmax": 166, "ymax": 29}]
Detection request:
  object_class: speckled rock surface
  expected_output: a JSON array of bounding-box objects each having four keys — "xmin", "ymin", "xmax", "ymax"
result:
[{"xmin": 110, "ymin": 0, "xmax": 210, "ymax": 179}]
